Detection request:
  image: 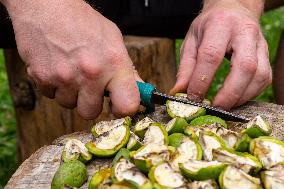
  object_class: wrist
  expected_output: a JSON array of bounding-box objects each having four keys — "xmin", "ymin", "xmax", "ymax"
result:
[{"xmin": 203, "ymin": 0, "xmax": 264, "ymax": 19}]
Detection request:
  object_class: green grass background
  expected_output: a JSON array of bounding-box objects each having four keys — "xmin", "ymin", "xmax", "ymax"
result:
[{"xmin": 0, "ymin": 6, "xmax": 284, "ymax": 188}]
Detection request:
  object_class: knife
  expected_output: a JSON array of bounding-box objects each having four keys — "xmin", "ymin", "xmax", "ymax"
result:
[
  {"xmin": 136, "ymin": 81, "xmax": 250, "ymax": 123},
  {"xmin": 106, "ymin": 81, "xmax": 250, "ymax": 123}
]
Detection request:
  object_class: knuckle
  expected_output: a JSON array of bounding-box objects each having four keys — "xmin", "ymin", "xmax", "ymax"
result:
[
  {"xmin": 27, "ymin": 68, "xmax": 51, "ymax": 86},
  {"xmin": 240, "ymin": 22, "xmax": 259, "ymax": 36},
  {"xmin": 209, "ymin": 10, "xmax": 235, "ymax": 23},
  {"xmin": 78, "ymin": 58, "xmax": 103, "ymax": 80},
  {"xmin": 199, "ymin": 45, "xmax": 223, "ymax": 65},
  {"xmin": 256, "ymin": 67, "xmax": 272, "ymax": 85},
  {"xmin": 239, "ymin": 56, "xmax": 257, "ymax": 74},
  {"xmin": 56, "ymin": 66, "xmax": 74, "ymax": 84},
  {"xmin": 107, "ymin": 49, "xmax": 128, "ymax": 67}
]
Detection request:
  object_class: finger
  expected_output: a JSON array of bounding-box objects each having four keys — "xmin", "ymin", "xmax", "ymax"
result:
[
  {"xmin": 213, "ymin": 25, "xmax": 259, "ymax": 109},
  {"xmin": 27, "ymin": 67, "xmax": 56, "ymax": 98},
  {"xmin": 235, "ymin": 37, "xmax": 272, "ymax": 106},
  {"xmin": 132, "ymin": 65, "xmax": 144, "ymax": 82},
  {"xmin": 107, "ymin": 64, "xmax": 140, "ymax": 117},
  {"xmin": 186, "ymin": 24, "xmax": 231, "ymax": 101},
  {"xmin": 170, "ymin": 32, "xmax": 197, "ymax": 95},
  {"xmin": 77, "ymin": 83, "xmax": 104, "ymax": 120},
  {"xmin": 55, "ymin": 86, "xmax": 78, "ymax": 109}
]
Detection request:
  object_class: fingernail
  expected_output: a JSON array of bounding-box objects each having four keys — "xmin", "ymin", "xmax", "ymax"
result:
[{"xmin": 187, "ymin": 93, "xmax": 201, "ymax": 102}]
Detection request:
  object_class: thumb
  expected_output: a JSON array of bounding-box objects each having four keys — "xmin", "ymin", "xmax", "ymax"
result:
[{"xmin": 107, "ymin": 65, "xmax": 140, "ymax": 117}]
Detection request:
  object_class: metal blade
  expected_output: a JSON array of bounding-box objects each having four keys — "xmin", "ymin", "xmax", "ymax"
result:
[{"xmin": 152, "ymin": 90, "xmax": 250, "ymax": 123}]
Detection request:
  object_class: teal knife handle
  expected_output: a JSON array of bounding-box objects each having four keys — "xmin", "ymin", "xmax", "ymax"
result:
[{"xmin": 136, "ymin": 81, "xmax": 156, "ymax": 112}]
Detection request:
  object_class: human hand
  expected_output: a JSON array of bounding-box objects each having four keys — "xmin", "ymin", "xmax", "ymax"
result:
[
  {"xmin": 171, "ymin": 0, "xmax": 272, "ymax": 110},
  {"xmin": 4, "ymin": 0, "xmax": 141, "ymax": 119}
]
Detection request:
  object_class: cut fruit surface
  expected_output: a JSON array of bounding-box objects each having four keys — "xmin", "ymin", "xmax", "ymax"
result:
[
  {"xmin": 250, "ymin": 136, "xmax": 284, "ymax": 169},
  {"xmin": 187, "ymin": 179, "xmax": 218, "ymax": 189},
  {"xmin": 149, "ymin": 162, "xmax": 186, "ymax": 188},
  {"xmin": 143, "ymin": 123, "xmax": 168, "ymax": 145},
  {"xmin": 179, "ymin": 160, "xmax": 227, "ymax": 181},
  {"xmin": 261, "ymin": 163, "xmax": 284, "ymax": 189},
  {"xmin": 213, "ymin": 148, "xmax": 262, "ymax": 173},
  {"xmin": 62, "ymin": 138, "xmax": 92, "ymax": 163},
  {"xmin": 131, "ymin": 144, "xmax": 171, "ymax": 172},
  {"xmin": 166, "ymin": 93, "xmax": 206, "ymax": 121},
  {"xmin": 166, "ymin": 117, "xmax": 188, "ymax": 134},
  {"xmin": 242, "ymin": 116, "xmax": 272, "ymax": 138},
  {"xmin": 127, "ymin": 132, "xmax": 142, "ymax": 151},
  {"xmin": 170, "ymin": 136, "xmax": 202, "ymax": 171},
  {"xmin": 134, "ymin": 117, "xmax": 155, "ymax": 138},
  {"xmin": 219, "ymin": 166, "xmax": 262, "ymax": 189},
  {"xmin": 91, "ymin": 117, "xmax": 131, "ymax": 137},
  {"xmin": 86, "ymin": 125, "xmax": 130, "ymax": 157},
  {"xmin": 198, "ymin": 131, "xmax": 226, "ymax": 161}
]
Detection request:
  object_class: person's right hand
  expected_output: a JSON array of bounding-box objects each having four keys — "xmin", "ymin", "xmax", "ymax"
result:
[{"xmin": 3, "ymin": 0, "xmax": 141, "ymax": 119}]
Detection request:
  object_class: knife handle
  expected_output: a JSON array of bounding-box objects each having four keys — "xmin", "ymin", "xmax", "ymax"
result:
[
  {"xmin": 136, "ymin": 81, "xmax": 156, "ymax": 112},
  {"xmin": 104, "ymin": 81, "xmax": 156, "ymax": 112}
]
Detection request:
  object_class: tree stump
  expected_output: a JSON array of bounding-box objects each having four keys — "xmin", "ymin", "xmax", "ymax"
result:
[
  {"xmin": 5, "ymin": 102, "xmax": 284, "ymax": 189},
  {"xmin": 4, "ymin": 36, "xmax": 177, "ymax": 161}
]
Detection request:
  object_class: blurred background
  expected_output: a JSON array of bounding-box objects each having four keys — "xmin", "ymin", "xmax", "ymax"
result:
[{"xmin": 0, "ymin": 6, "xmax": 284, "ymax": 189}]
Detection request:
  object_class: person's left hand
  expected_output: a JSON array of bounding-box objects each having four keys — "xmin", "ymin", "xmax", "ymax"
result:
[{"xmin": 171, "ymin": 0, "xmax": 272, "ymax": 110}]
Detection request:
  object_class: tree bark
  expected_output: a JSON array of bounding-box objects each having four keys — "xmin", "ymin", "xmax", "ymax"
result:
[{"xmin": 4, "ymin": 36, "xmax": 177, "ymax": 161}]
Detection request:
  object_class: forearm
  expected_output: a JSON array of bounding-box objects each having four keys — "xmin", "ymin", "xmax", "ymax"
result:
[
  {"xmin": 0, "ymin": 0, "xmax": 87, "ymax": 21},
  {"xmin": 203, "ymin": 0, "xmax": 264, "ymax": 18}
]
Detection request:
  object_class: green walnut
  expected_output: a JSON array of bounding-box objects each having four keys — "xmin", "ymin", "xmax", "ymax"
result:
[
  {"xmin": 250, "ymin": 136, "xmax": 284, "ymax": 169},
  {"xmin": 61, "ymin": 138, "xmax": 92, "ymax": 163},
  {"xmin": 168, "ymin": 133, "xmax": 186, "ymax": 148},
  {"xmin": 198, "ymin": 131, "xmax": 227, "ymax": 161},
  {"xmin": 148, "ymin": 162, "xmax": 186, "ymax": 189},
  {"xmin": 219, "ymin": 166, "xmax": 262, "ymax": 189},
  {"xmin": 242, "ymin": 115, "xmax": 272, "ymax": 138},
  {"xmin": 187, "ymin": 179, "xmax": 218, "ymax": 189},
  {"xmin": 126, "ymin": 132, "xmax": 142, "ymax": 151},
  {"xmin": 143, "ymin": 122, "xmax": 169, "ymax": 146},
  {"xmin": 88, "ymin": 168, "xmax": 112, "ymax": 189},
  {"xmin": 112, "ymin": 158, "xmax": 152, "ymax": 189},
  {"xmin": 261, "ymin": 163, "xmax": 284, "ymax": 189},
  {"xmin": 130, "ymin": 144, "xmax": 171, "ymax": 173},
  {"xmin": 179, "ymin": 160, "xmax": 227, "ymax": 181},
  {"xmin": 165, "ymin": 117, "xmax": 188, "ymax": 135},
  {"xmin": 234, "ymin": 134, "xmax": 252, "ymax": 152},
  {"xmin": 166, "ymin": 93, "xmax": 206, "ymax": 122},
  {"xmin": 134, "ymin": 117, "xmax": 155, "ymax": 138},
  {"xmin": 86, "ymin": 124, "xmax": 130, "ymax": 157},
  {"xmin": 212, "ymin": 147, "xmax": 262, "ymax": 174},
  {"xmin": 51, "ymin": 160, "xmax": 88, "ymax": 189},
  {"xmin": 91, "ymin": 116, "xmax": 131, "ymax": 137},
  {"xmin": 190, "ymin": 115, "xmax": 227, "ymax": 128},
  {"xmin": 170, "ymin": 136, "xmax": 202, "ymax": 171}
]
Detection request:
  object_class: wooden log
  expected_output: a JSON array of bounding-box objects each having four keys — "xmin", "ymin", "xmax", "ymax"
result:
[
  {"xmin": 6, "ymin": 102, "xmax": 284, "ymax": 189},
  {"xmin": 4, "ymin": 36, "xmax": 177, "ymax": 161}
]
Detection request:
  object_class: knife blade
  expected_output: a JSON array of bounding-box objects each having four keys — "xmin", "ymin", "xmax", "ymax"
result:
[
  {"xmin": 151, "ymin": 90, "xmax": 249, "ymax": 122},
  {"xmin": 104, "ymin": 81, "xmax": 250, "ymax": 123},
  {"xmin": 135, "ymin": 81, "xmax": 250, "ymax": 123}
]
